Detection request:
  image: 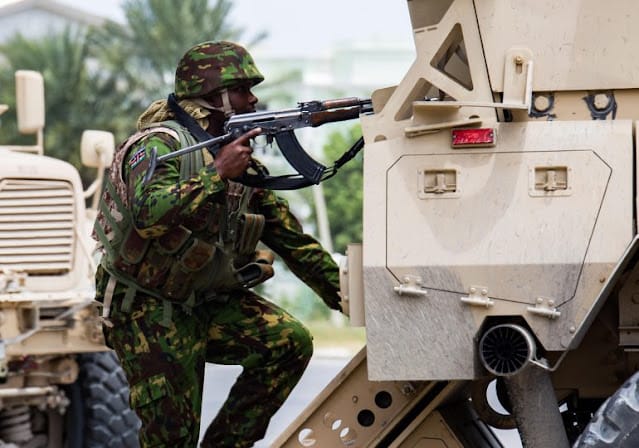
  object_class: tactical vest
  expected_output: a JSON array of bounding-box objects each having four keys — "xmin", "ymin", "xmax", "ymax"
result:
[{"xmin": 94, "ymin": 120, "xmax": 273, "ymax": 314}]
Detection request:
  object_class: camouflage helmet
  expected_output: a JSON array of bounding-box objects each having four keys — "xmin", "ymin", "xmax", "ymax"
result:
[{"xmin": 174, "ymin": 41, "xmax": 264, "ymax": 99}]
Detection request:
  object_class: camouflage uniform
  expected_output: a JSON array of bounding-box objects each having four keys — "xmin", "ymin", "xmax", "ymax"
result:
[{"xmin": 93, "ymin": 41, "xmax": 342, "ymax": 447}]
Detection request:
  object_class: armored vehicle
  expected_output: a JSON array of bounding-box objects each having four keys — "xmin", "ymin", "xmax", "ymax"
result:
[
  {"xmin": 274, "ymin": 0, "xmax": 639, "ymax": 447},
  {"xmin": 0, "ymin": 70, "xmax": 139, "ymax": 447}
]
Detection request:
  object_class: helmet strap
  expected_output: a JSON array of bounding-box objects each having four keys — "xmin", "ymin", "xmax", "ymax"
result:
[
  {"xmin": 219, "ymin": 89, "xmax": 234, "ymax": 117},
  {"xmin": 192, "ymin": 88, "xmax": 235, "ymax": 117}
]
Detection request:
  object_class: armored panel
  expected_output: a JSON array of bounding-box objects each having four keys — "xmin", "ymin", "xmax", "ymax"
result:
[
  {"xmin": 363, "ymin": 120, "xmax": 633, "ymax": 380},
  {"xmin": 475, "ymin": 0, "xmax": 639, "ymax": 92},
  {"xmin": 387, "ymin": 149, "xmax": 608, "ymax": 305}
]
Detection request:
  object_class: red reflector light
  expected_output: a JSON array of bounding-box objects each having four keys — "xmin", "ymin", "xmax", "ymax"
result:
[{"xmin": 451, "ymin": 128, "xmax": 496, "ymax": 148}]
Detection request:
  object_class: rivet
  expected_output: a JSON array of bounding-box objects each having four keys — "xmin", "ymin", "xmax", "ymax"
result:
[
  {"xmin": 593, "ymin": 93, "xmax": 610, "ymax": 110},
  {"xmin": 533, "ymin": 95, "xmax": 550, "ymax": 112}
]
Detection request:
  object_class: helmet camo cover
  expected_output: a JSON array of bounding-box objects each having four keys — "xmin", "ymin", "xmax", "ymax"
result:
[{"xmin": 174, "ymin": 41, "xmax": 264, "ymax": 99}]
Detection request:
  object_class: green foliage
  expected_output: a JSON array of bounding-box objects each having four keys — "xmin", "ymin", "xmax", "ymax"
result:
[
  {"xmin": 87, "ymin": 0, "xmax": 265, "ymax": 104},
  {"xmin": 87, "ymin": 0, "xmax": 297, "ymax": 113},
  {"xmin": 0, "ymin": 28, "xmax": 129, "ymax": 182},
  {"xmin": 0, "ymin": 29, "xmax": 90, "ymax": 159},
  {"xmin": 319, "ymin": 125, "xmax": 364, "ymax": 254}
]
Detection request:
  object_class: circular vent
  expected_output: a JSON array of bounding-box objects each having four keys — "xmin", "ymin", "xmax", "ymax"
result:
[{"xmin": 479, "ymin": 324, "xmax": 535, "ymax": 376}]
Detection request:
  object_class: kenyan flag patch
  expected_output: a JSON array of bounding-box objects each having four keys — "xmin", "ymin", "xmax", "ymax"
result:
[{"xmin": 129, "ymin": 147, "xmax": 146, "ymax": 169}]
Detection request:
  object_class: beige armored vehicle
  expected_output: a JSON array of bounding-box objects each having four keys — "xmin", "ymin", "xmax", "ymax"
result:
[
  {"xmin": 274, "ymin": 0, "xmax": 639, "ymax": 447},
  {"xmin": 0, "ymin": 70, "xmax": 139, "ymax": 447}
]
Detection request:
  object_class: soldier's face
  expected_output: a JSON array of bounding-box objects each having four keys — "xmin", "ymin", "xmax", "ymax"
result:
[{"xmin": 227, "ymin": 83, "xmax": 258, "ymax": 114}]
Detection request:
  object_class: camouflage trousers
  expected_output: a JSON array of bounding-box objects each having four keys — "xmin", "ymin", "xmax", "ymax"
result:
[{"xmin": 104, "ymin": 289, "xmax": 313, "ymax": 448}]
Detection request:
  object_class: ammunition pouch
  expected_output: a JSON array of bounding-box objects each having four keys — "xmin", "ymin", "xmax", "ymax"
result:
[
  {"xmin": 161, "ymin": 237, "xmax": 216, "ymax": 301},
  {"xmin": 234, "ymin": 249, "xmax": 275, "ymax": 289},
  {"xmin": 111, "ymin": 225, "xmax": 218, "ymax": 304},
  {"xmin": 229, "ymin": 214, "xmax": 270, "ymax": 289},
  {"xmin": 113, "ymin": 225, "xmax": 150, "ymax": 278},
  {"xmin": 107, "ymin": 218, "xmax": 272, "ymax": 305},
  {"xmin": 235, "ymin": 213, "xmax": 265, "ymax": 255}
]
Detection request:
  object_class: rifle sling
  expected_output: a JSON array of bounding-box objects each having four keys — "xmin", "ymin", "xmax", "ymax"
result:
[
  {"xmin": 333, "ymin": 137, "xmax": 365, "ymax": 171},
  {"xmin": 168, "ymin": 93, "xmax": 219, "ymax": 155}
]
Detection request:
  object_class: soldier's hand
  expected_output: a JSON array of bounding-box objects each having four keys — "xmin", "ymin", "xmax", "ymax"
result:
[{"xmin": 214, "ymin": 128, "xmax": 262, "ymax": 180}]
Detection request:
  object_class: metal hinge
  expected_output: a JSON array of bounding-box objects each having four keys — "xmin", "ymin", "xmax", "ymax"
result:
[
  {"xmin": 461, "ymin": 286, "xmax": 494, "ymax": 308},
  {"xmin": 394, "ymin": 275, "xmax": 428, "ymax": 297},
  {"xmin": 527, "ymin": 297, "xmax": 561, "ymax": 319}
]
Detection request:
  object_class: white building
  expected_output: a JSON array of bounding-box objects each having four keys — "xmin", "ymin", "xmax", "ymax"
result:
[
  {"xmin": 256, "ymin": 41, "xmax": 413, "ymax": 103},
  {"xmin": 0, "ymin": 0, "xmax": 103, "ymax": 42}
]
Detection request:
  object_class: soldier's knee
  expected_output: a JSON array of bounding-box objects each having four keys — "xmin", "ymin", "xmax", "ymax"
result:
[{"xmin": 288, "ymin": 320, "xmax": 314, "ymax": 362}]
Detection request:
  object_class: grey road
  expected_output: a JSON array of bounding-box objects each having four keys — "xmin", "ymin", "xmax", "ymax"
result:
[{"xmin": 198, "ymin": 354, "xmax": 523, "ymax": 447}]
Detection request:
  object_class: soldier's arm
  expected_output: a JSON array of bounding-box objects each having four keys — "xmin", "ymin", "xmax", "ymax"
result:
[
  {"xmin": 259, "ymin": 190, "xmax": 342, "ymax": 311},
  {"xmin": 124, "ymin": 133, "xmax": 226, "ymax": 238}
]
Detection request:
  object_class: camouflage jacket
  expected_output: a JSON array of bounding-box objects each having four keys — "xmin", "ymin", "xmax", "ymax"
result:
[{"xmin": 95, "ymin": 120, "xmax": 342, "ymax": 311}]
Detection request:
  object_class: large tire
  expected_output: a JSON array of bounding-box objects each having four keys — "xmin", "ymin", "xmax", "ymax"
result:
[
  {"xmin": 573, "ymin": 371, "xmax": 639, "ymax": 448},
  {"xmin": 65, "ymin": 351, "xmax": 140, "ymax": 448}
]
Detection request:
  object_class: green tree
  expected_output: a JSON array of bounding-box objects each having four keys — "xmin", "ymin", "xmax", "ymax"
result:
[
  {"xmin": 88, "ymin": 0, "xmax": 266, "ymax": 105},
  {"xmin": 87, "ymin": 0, "xmax": 302, "ymax": 118},
  {"xmin": 0, "ymin": 28, "xmax": 128, "ymax": 178},
  {"xmin": 318, "ymin": 124, "xmax": 364, "ymax": 254}
]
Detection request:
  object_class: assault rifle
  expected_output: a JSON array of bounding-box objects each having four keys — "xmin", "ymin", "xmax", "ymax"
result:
[{"xmin": 144, "ymin": 96, "xmax": 373, "ymax": 190}]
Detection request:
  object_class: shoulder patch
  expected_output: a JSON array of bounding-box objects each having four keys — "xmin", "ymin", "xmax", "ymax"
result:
[{"xmin": 129, "ymin": 147, "xmax": 147, "ymax": 169}]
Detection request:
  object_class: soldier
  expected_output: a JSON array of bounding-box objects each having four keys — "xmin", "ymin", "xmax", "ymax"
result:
[{"xmin": 92, "ymin": 41, "xmax": 343, "ymax": 447}]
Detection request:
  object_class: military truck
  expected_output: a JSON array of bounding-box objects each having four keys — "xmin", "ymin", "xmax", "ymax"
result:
[
  {"xmin": 273, "ymin": 0, "xmax": 639, "ymax": 447},
  {"xmin": 0, "ymin": 70, "xmax": 139, "ymax": 447}
]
